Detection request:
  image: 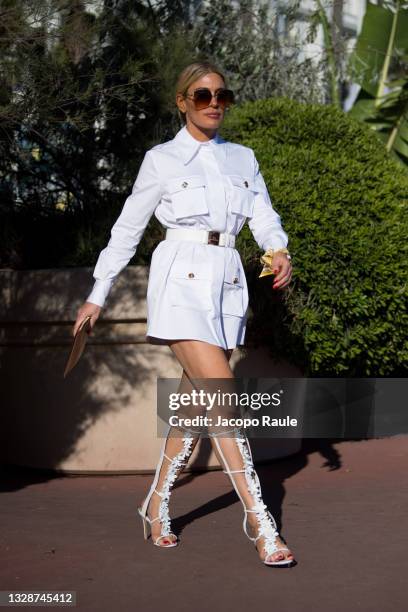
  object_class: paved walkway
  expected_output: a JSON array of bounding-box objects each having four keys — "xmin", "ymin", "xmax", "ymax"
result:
[{"xmin": 1, "ymin": 435, "xmax": 407, "ymax": 611}]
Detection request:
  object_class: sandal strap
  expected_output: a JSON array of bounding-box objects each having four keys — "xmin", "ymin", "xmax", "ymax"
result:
[
  {"xmin": 222, "ymin": 469, "xmax": 246, "ymax": 474},
  {"xmin": 163, "ymin": 452, "xmax": 188, "ymax": 465},
  {"xmin": 154, "ymin": 533, "xmax": 177, "ymax": 545},
  {"xmin": 148, "ymin": 515, "xmax": 160, "ymax": 524}
]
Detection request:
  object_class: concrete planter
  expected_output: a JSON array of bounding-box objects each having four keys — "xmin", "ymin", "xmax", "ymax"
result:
[{"xmin": 0, "ymin": 267, "xmax": 304, "ymax": 474}]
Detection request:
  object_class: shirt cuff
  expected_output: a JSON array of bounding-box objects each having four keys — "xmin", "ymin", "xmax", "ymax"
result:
[
  {"xmin": 86, "ymin": 279, "xmax": 114, "ymax": 308},
  {"xmin": 264, "ymin": 240, "xmax": 288, "ymax": 252}
]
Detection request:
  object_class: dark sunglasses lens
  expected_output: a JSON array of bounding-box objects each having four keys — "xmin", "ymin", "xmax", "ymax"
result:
[
  {"xmin": 193, "ymin": 89, "xmax": 213, "ymax": 109},
  {"xmin": 216, "ymin": 89, "xmax": 234, "ymax": 107},
  {"xmin": 189, "ymin": 88, "xmax": 235, "ymax": 109}
]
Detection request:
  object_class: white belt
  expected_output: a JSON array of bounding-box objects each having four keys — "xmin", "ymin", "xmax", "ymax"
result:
[{"xmin": 165, "ymin": 228, "xmax": 236, "ymax": 248}]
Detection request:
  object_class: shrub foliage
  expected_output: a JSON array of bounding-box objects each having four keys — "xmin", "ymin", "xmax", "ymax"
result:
[{"xmin": 221, "ymin": 98, "xmax": 408, "ymax": 376}]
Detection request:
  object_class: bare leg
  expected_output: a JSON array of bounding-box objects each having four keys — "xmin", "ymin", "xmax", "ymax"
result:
[
  {"xmin": 140, "ymin": 345, "xmax": 233, "ymax": 546},
  {"xmin": 168, "ymin": 340, "xmax": 295, "ymax": 565},
  {"xmin": 138, "ymin": 369, "xmax": 201, "ymax": 546}
]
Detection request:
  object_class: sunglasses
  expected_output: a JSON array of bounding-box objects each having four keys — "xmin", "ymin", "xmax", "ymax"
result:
[{"xmin": 184, "ymin": 87, "xmax": 235, "ymax": 110}]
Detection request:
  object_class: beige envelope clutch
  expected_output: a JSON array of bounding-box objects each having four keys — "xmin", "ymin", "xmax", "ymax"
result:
[{"xmin": 63, "ymin": 315, "xmax": 92, "ymax": 378}]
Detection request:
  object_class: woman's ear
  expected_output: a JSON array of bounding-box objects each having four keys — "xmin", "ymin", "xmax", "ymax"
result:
[{"xmin": 176, "ymin": 92, "xmax": 186, "ymax": 115}]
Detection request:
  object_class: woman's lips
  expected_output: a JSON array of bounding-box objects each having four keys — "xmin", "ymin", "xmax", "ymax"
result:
[{"xmin": 206, "ymin": 113, "xmax": 221, "ymax": 119}]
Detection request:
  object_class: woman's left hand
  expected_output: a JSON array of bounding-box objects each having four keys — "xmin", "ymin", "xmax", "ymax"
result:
[{"xmin": 270, "ymin": 253, "xmax": 292, "ymax": 290}]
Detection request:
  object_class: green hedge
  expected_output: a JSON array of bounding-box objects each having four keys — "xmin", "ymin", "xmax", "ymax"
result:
[{"xmin": 221, "ymin": 97, "xmax": 408, "ymax": 376}]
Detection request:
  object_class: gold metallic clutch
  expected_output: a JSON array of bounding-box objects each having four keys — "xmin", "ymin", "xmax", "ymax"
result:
[{"xmin": 63, "ymin": 315, "xmax": 92, "ymax": 378}]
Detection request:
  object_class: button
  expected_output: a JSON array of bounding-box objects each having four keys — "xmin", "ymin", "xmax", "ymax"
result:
[
  {"xmin": 182, "ymin": 181, "xmax": 188, "ymax": 188},
  {"xmin": 233, "ymin": 277, "xmax": 239, "ymax": 284},
  {"xmin": 244, "ymin": 180, "xmax": 248, "ymax": 188},
  {"xmin": 188, "ymin": 272, "xmax": 195, "ymax": 278}
]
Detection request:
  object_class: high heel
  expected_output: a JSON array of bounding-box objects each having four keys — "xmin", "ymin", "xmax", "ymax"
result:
[
  {"xmin": 242, "ymin": 504, "xmax": 296, "ymax": 567},
  {"xmin": 210, "ymin": 427, "xmax": 296, "ymax": 567},
  {"xmin": 137, "ymin": 427, "xmax": 195, "ymax": 548},
  {"xmin": 137, "ymin": 486, "xmax": 179, "ymax": 547}
]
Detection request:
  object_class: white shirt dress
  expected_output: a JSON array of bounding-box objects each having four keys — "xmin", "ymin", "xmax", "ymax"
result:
[{"xmin": 86, "ymin": 125, "xmax": 288, "ymax": 350}]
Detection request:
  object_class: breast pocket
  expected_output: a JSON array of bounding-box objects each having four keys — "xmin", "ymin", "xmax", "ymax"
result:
[
  {"xmin": 222, "ymin": 262, "xmax": 245, "ymax": 317},
  {"xmin": 166, "ymin": 176, "xmax": 209, "ymax": 220},
  {"xmin": 228, "ymin": 175, "xmax": 257, "ymax": 220},
  {"xmin": 168, "ymin": 260, "xmax": 213, "ymax": 311}
]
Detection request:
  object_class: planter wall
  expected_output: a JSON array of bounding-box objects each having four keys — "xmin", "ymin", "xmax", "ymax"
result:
[{"xmin": 0, "ymin": 267, "xmax": 303, "ymax": 474}]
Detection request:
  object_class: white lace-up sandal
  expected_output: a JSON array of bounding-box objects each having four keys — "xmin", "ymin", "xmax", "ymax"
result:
[
  {"xmin": 137, "ymin": 426, "xmax": 195, "ymax": 547},
  {"xmin": 210, "ymin": 427, "xmax": 296, "ymax": 567}
]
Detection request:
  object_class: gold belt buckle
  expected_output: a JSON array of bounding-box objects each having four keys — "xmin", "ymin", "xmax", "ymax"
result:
[{"xmin": 208, "ymin": 231, "xmax": 220, "ymax": 245}]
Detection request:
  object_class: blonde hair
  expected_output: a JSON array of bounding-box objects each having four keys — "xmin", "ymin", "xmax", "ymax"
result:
[{"xmin": 175, "ymin": 61, "xmax": 227, "ymax": 124}]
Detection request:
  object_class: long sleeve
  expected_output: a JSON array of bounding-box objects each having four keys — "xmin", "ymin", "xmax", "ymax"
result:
[
  {"xmin": 86, "ymin": 150, "xmax": 162, "ymax": 307},
  {"xmin": 248, "ymin": 152, "xmax": 288, "ymax": 252}
]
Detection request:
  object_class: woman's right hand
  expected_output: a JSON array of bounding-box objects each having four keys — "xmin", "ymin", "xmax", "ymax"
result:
[{"xmin": 72, "ymin": 302, "xmax": 102, "ymax": 338}]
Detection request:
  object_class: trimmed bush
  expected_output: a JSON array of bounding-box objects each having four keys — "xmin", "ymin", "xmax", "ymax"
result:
[{"xmin": 221, "ymin": 98, "xmax": 408, "ymax": 376}]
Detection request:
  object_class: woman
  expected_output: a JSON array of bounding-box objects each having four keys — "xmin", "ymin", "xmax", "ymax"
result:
[{"xmin": 73, "ymin": 61, "xmax": 295, "ymax": 567}]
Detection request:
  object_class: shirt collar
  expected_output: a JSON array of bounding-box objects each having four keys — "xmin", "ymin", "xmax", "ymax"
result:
[{"xmin": 173, "ymin": 124, "xmax": 227, "ymax": 165}]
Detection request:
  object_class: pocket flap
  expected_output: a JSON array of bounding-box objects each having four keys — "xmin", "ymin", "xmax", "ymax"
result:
[
  {"xmin": 230, "ymin": 196, "xmax": 255, "ymax": 219},
  {"xmin": 224, "ymin": 264, "xmax": 243, "ymax": 287},
  {"xmin": 166, "ymin": 176, "xmax": 206, "ymax": 194},
  {"xmin": 169, "ymin": 260, "xmax": 212, "ymax": 281},
  {"xmin": 228, "ymin": 175, "xmax": 257, "ymax": 193}
]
